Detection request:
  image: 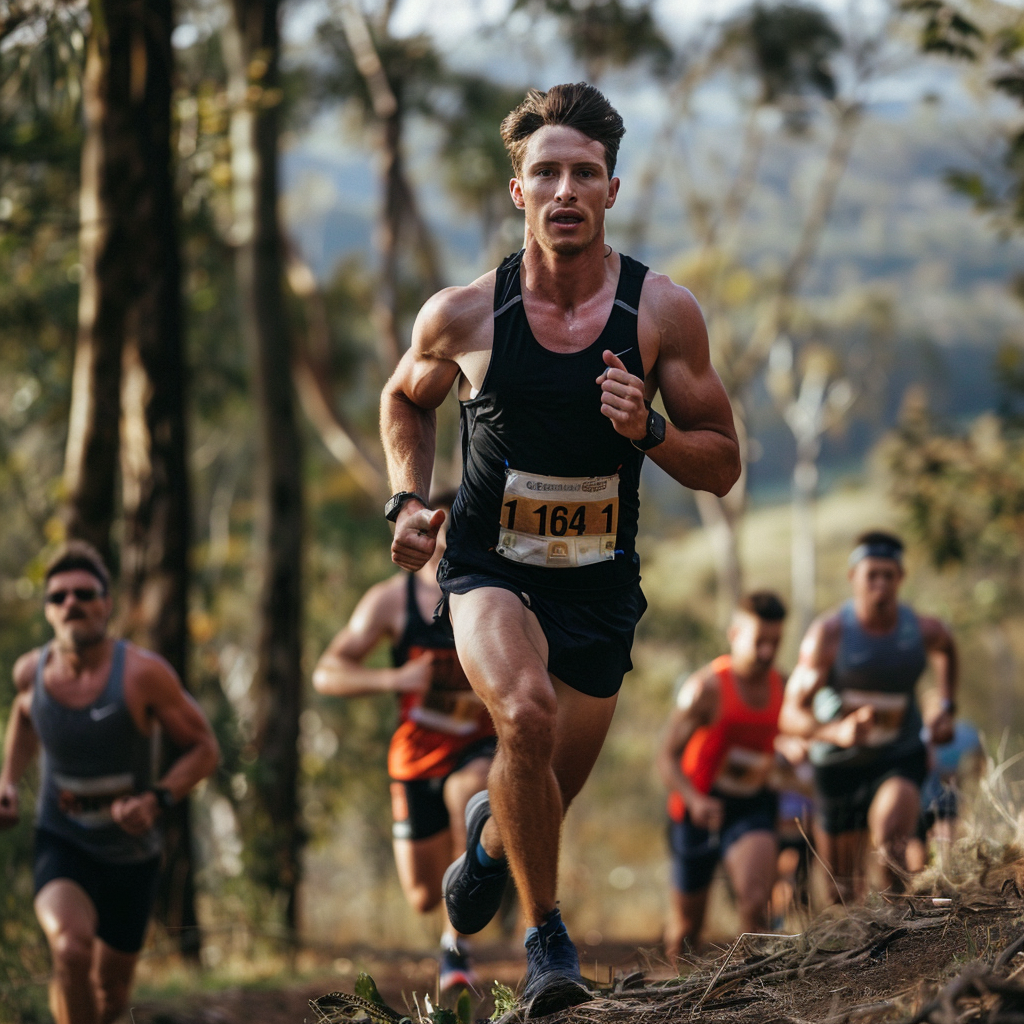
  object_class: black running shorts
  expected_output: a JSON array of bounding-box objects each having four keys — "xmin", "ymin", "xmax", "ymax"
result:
[
  {"xmin": 390, "ymin": 736, "xmax": 498, "ymax": 841},
  {"xmin": 34, "ymin": 828, "xmax": 160, "ymax": 953},
  {"xmin": 813, "ymin": 742, "xmax": 928, "ymax": 836},
  {"xmin": 668, "ymin": 789, "xmax": 778, "ymax": 894},
  {"xmin": 438, "ymin": 570, "xmax": 647, "ymax": 699}
]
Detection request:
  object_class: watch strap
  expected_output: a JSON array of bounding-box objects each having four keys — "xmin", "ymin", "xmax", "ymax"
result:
[
  {"xmin": 384, "ymin": 491, "xmax": 430, "ymax": 522},
  {"xmin": 150, "ymin": 785, "xmax": 176, "ymax": 811},
  {"xmin": 632, "ymin": 406, "xmax": 667, "ymax": 452}
]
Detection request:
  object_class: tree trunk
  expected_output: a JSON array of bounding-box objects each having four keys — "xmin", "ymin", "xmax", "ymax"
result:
[
  {"xmin": 225, "ymin": 0, "xmax": 305, "ymax": 933},
  {"xmin": 790, "ymin": 443, "xmax": 820, "ymax": 640},
  {"xmin": 111, "ymin": 0, "xmax": 199, "ymax": 960},
  {"xmin": 63, "ymin": 4, "xmax": 135, "ymax": 563}
]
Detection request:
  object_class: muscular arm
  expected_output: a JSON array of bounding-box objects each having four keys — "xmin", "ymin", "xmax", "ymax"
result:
[
  {"xmin": 113, "ymin": 650, "xmax": 220, "ymax": 835},
  {"xmin": 380, "ymin": 282, "xmax": 491, "ymax": 570},
  {"xmin": 0, "ymin": 652, "xmax": 40, "ymax": 828},
  {"xmin": 312, "ymin": 578, "xmax": 430, "ymax": 697},
  {"xmin": 779, "ymin": 614, "xmax": 875, "ymax": 747},
  {"xmin": 656, "ymin": 669, "xmax": 724, "ymax": 828},
  {"xmin": 644, "ymin": 282, "xmax": 741, "ymax": 496}
]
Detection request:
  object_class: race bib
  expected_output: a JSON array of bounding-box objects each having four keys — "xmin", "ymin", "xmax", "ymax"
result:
[
  {"xmin": 407, "ymin": 647, "xmax": 486, "ymax": 737},
  {"xmin": 840, "ymin": 689, "xmax": 909, "ymax": 747},
  {"xmin": 495, "ymin": 469, "xmax": 619, "ymax": 568},
  {"xmin": 54, "ymin": 771, "xmax": 134, "ymax": 828},
  {"xmin": 715, "ymin": 747, "xmax": 774, "ymax": 797}
]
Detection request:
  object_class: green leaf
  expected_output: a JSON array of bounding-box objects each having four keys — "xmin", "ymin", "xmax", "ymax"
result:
[
  {"xmin": 355, "ymin": 972, "xmax": 388, "ymax": 1007},
  {"xmin": 456, "ymin": 988, "xmax": 473, "ymax": 1024}
]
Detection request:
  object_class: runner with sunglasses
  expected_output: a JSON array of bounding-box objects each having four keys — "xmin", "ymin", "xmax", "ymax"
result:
[{"xmin": 0, "ymin": 541, "xmax": 219, "ymax": 1024}]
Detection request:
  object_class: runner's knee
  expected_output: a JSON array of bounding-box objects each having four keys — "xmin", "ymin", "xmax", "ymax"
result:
[
  {"xmin": 50, "ymin": 927, "xmax": 92, "ymax": 975},
  {"xmin": 493, "ymin": 687, "xmax": 557, "ymax": 754}
]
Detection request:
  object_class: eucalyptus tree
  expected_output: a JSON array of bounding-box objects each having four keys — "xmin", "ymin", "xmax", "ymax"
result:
[{"xmin": 222, "ymin": 0, "xmax": 306, "ymax": 931}]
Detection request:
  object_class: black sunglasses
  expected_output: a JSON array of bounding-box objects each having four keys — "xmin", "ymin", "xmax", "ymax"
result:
[{"xmin": 45, "ymin": 588, "xmax": 104, "ymax": 605}]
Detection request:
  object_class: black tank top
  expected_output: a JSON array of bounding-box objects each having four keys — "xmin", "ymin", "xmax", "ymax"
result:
[
  {"xmin": 440, "ymin": 249, "xmax": 648, "ymax": 597},
  {"xmin": 391, "ymin": 573, "xmax": 456, "ymax": 667}
]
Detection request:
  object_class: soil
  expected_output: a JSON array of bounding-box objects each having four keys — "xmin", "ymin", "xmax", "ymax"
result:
[{"xmin": 127, "ymin": 861, "xmax": 1024, "ymax": 1024}]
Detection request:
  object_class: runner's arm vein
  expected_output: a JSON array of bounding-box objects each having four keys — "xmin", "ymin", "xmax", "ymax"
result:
[
  {"xmin": 640, "ymin": 278, "xmax": 740, "ymax": 496},
  {"xmin": 380, "ymin": 288, "xmax": 470, "ymax": 500}
]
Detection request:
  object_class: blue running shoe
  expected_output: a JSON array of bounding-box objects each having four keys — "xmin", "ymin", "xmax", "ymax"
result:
[
  {"xmin": 521, "ymin": 908, "xmax": 592, "ymax": 1018},
  {"xmin": 443, "ymin": 790, "xmax": 509, "ymax": 934},
  {"xmin": 439, "ymin": 939, "xmax": 477, "ymax": 995}
]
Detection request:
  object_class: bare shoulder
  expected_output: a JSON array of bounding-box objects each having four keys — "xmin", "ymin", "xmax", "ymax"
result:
[
  {"xmin": 918, "ymin": 612, "xmax": 954, "ymax": 648},
  {"xmin": 639, "ymin": 271, "xmax": 708, "ymax": 356},
  {"xmin": 413, "ymin": 271, "xmax": 496, "ymax": 361},
  {"xmin": 124, "ymin": 643, "xmax": 182, "ymax": 697},
  {"xmin": 800, "ymin": 611, "xmax": 841, "ymax": 663},
  {"xmin": 676, "ymin": 663, "xmax": 720, "ymax": 718},
  {"xmin": 12, "ymin": 649, "xmax": 41, "ymax": 694}
]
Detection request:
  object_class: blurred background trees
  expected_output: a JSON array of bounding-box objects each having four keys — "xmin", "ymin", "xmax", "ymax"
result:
[{"xmin": 2, "ymin": 0, "xmax": 1024, "ymax": 1008}]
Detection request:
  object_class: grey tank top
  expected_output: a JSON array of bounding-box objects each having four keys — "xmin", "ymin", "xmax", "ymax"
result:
[
  {"xmin": 31, "ymin": 641, "xmax": 161, "ymax": 863},
  {"xmin": 810, "ymin": 601, "xmax": 927, "ymax": 768}
]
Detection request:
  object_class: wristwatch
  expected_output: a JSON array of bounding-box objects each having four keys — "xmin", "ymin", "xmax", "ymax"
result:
[
  {"xmin": 632, "ymin": 403, "xmax": 667, "ymax": 452},
  {"xmin": 384, "ymin": 491, "xmax": 429, "ymax": 522},
  {"xmin": 150, "ymin": 786, "xmax": 176, "ymax": 812}
]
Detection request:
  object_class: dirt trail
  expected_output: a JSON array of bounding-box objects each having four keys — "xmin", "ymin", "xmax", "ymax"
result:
[{"xmin": 127, "ymin": 940, "xmax": 655, "ymax": 1023}]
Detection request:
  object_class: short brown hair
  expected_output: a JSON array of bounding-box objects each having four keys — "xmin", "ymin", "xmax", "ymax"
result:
[
  {"xmin": 501, "ymin": 83, "xmax": 626, "ymax": 178},
  {"xmin": 44, "ymin": 541, "xmax": 111, "ymax": 595},
  {"xmin": 737, "ymin": 590, "xmax": 787, "ymax": 622}
]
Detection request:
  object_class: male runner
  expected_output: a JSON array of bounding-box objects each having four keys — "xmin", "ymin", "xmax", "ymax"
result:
[
  {"xmin": 380, "ymin": 83, "xmax": 740, "ymax": 1015},
  {"xmin": 313, "ymin": 493, "xmax": 495, "ymax": 993},
  {"xmin": 0, "ymin": 541, "xmax": 219, "ymax": 1024},
  {"xmin": 657, "ymin": 591, "xmax": 787, "ymax": 956},
  {"xmin": 779, "ymin": 530, "xmax": 958, "ymax": 902}
]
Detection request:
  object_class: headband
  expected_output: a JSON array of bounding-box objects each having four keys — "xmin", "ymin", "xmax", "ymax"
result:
[{"xmin": 848, "ymin": 541, "xmax": 903, "ymax": 568}]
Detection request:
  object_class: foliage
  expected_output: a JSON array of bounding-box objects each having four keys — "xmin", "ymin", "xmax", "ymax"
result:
[
  {"xmin": 881, "ymin": 391, "xmax": 1024, "ymax": 603},
  {"xmin": 903, "ymin": 0, "xmax": 1024, "ymax": 230}
]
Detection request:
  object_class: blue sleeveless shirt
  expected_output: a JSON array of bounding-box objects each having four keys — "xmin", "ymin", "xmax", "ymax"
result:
[
  {"xmin": 31, "ymin": 641, "xmax": 161, "ymax": 863},
  {"xmin": 810, "ymin": 602, "xmax": 927, "ymax": 768}
]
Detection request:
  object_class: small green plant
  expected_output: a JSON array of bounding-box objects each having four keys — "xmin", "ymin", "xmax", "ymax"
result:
[{"xmin": 491, "ymin": 981, "xmax": 517, "ymax": 1019}]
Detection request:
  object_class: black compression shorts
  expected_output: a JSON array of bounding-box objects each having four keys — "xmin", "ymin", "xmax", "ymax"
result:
[
  {"xmin": 438, "ymin": 570, "xmax": 647, "ymax": 699},
  {"xmin": 668, "ymin": 789, "xmax": 778, "ymax": 893},
  {"xmin": 813, "ymin": 743, "xmax": 928, "ymax": 835},
  {"xmin": 34, "ymin": 828, "xmax": 160, "ymax": 953},
  {"xmin": 390, "ymin": 736, "xmax": 497, "ymax": 841}
]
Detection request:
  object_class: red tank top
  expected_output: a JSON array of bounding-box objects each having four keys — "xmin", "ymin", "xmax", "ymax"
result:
[
  {"xmin": 386, "ymin": 576, "xmax": 495, "ymax": 781},
  {"xmin": 668, "ymin": 654, "xmax": 783, "ymax": 822}
]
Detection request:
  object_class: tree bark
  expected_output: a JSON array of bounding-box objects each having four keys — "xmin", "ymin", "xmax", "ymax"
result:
[
  {"xmin": 111, "ymin": 0, "xmax": 199, "ymax": 960},
  {"xmin": 225, "ymin": 0, "xmax": 305, "ymax": 932},
  {"xmin": 63, "ymin": 0, "xmax": 201, "ymax": 959},
  {"xmin": 63, "ymin": 4, "xmax": 134, "ymax": 563}
]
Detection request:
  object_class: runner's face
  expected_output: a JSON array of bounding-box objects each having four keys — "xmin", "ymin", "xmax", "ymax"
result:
[
  {"xmin": 849, "ymin": 557, "xmax": 903, "ymax": 610},
  {"xmin": 510, "ymin": 125, "xmax": 619, "ymax": 257},
  {"xmin": 44, "ymin": 569, "xmax": 111, "ymax": 649},
  {"xmin": 729, "ymin": 612, "xmax": 783, "ymax": 675}
]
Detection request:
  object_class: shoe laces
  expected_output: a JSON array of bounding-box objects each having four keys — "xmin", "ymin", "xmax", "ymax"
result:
[{"xmin": 525, "ymin": 912, "xmax": 576, "ymax": 974}]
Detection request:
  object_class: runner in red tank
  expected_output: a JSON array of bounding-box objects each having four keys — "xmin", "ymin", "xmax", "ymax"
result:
[
  {"xmin": 657, "ymin": 592, "xmax": 787, "ymax": 956},
  {"xmin": 313, "ymin": 491, "xmax": 495, "ymax": 994}
]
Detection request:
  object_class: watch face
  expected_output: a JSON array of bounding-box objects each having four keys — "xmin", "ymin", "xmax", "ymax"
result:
[{"xmin": 650, "ymin": 410, "xmax": 666, "ymax": 443}]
